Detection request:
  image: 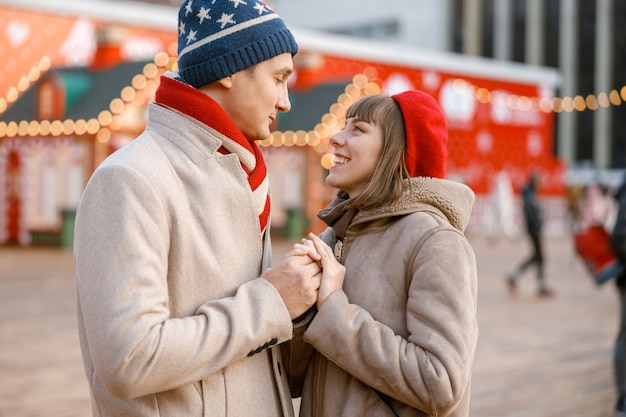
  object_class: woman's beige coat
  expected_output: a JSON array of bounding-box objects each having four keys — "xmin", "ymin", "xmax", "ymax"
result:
[
  {"xmin": 299, "ymin": 178, "xmax": 478, "ymax": 417},
  {"xmin": 74, "ymin": 103, "xmax": 295, "ymax": 417}
]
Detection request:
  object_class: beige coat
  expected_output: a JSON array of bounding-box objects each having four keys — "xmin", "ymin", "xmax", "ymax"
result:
[
  {"xmin": 74, "ymin": 103, "xmax": 295, "ymax": 416},
  {"xmin": 299, "ymin": 178, "xmax": 478, "ymax": 417}
]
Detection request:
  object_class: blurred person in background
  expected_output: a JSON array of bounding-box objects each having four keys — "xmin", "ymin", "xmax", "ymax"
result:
[
  {"xmin": 506, "ymin": 172, "xmax": 554, "ymax": 297},
  {"xmin": 610, "ymin": 171, "xmax": 626, "ymax": 417},
  {"xmin": 73, "ymin": 1, "xmax": 321, "ymax": 416},
  {"xmin": 484, "ymin": 170, "xmax": 518, "ymax": 242}
]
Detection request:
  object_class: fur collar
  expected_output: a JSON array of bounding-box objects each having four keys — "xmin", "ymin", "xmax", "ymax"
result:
[{"xmin": 355, "ymin": 177, "xmax": 475, "ymax": 232}]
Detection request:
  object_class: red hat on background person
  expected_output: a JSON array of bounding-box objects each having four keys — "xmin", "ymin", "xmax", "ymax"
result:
[{"xmin": 391, "ymin": 90, "xmax": 448, "ymax": 179}]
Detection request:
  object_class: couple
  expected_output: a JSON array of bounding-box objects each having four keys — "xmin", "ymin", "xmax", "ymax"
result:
[{"xmin": 73, "ymin": 1, "xmax": 478, "ymax": 416}]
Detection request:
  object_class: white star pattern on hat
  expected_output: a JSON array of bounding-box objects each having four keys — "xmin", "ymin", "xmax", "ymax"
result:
[
  {"xmin": 197, "ymin": 7, "xmax": 211, "ymax": 24},
  {"xmin": 253, "ymin": 2, "xmax": 266, "ymax": 14},
  {"xmin": 179, "ymin": 0, "xmax": 274, "ymax": 38},
  {"xmin": 217, "ymin": 13, "xmax": 236, "ymax": 28},
  {"xmin": 186, "ymin": 29, "xmax": 197, "ymax": 44},
  {"xmin": 177, "ymin": 0, "xmax": 290, "ymax": 65}
]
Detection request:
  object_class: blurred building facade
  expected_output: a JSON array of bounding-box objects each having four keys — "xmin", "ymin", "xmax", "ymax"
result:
[
  {"xmin": 273, "ymin": 0, "xmax": 626, "ymax": 171},
  {"xmin": 64, "ymin": 0, "xmax": 626, "ymax": 170},
  {"xmin": 0, "ymin": 0, "xmax": 623, "ymax": 246}
]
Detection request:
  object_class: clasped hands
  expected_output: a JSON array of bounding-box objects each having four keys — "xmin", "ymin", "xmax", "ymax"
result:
[{"xmin": 262, "ymin": 233, "xmax": 345, "ymax": 320}]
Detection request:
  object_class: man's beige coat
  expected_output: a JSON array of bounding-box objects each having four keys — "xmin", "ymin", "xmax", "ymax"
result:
[{"xmin": 74, "ymin": 103, "xmax": 295, "ymax": 416}]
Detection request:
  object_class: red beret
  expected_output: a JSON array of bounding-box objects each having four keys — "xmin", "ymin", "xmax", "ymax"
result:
[{"xmin": 391, "ymin": 90, "xmax": 448, "ymax": 179}]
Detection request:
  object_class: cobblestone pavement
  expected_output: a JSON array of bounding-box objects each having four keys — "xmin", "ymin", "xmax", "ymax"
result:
[{"xmin": 0, "ymin": 233, "xmax": 619, "ymax": 416}]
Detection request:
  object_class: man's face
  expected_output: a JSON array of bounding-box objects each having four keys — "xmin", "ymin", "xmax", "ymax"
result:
[{"xmin": 221, "ymin": 53, "xmax": 294, "ymax": 142}]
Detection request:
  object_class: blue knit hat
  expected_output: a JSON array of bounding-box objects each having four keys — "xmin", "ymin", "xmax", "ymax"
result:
[{"xmin": 177, "ymin": 0, "xmax": 298, "ymax": 88}]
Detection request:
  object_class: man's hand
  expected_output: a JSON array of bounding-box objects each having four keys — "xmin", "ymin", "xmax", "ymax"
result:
[{"xmin": 262, "ymin": 249, "xmax": 321, "ymax": 320}]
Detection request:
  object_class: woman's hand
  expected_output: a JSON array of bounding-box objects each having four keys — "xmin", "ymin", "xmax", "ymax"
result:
[
  {"xmin": 285, "ymin": 237, "xmax": 322, "ymax": 266},
  {"xmin": 307, "ymin": 233, "xmax": 345, "ymax": 309},
  {"xmin": 263, "ymin": 246, "xmax": 321, "ymax": 320}
]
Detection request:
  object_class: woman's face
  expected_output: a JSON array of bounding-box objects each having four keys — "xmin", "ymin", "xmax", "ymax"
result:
[{"xmin": 326, "ymin": 117, "xmax": 384, "ymax": 197}]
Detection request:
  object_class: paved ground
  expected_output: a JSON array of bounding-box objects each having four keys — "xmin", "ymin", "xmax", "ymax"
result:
[{"xmin": 0, "ymin": 233, "xmax": 620, "ymax": 416}]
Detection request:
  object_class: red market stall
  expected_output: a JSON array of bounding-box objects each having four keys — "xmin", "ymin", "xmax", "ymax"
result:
[{"xmin": 0, "ymin": 3, "xmax": 565, "ymax": 244}]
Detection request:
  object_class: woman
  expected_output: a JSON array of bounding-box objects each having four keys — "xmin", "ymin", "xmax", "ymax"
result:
[{"xmin": 289, "ymin": 91, "xmax": 478, "ymax": 416}]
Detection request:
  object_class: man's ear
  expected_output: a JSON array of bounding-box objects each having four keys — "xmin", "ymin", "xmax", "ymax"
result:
[{"xmin": 216, "ymin": 75, "xmax": 233, "ymax": 89}]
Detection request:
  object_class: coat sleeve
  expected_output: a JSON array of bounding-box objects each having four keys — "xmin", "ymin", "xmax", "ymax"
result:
[
  {"xmin": 74, "ymin": 163, "xmax": 293, "ymax": 399},
  {"xmin": 303, "ymin": 229, "xmax": 478, "ymax": 415}
]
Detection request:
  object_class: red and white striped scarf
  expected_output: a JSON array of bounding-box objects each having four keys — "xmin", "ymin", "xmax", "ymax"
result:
[{"xmin": 155, "ymin": 75, "xmax": 270, "ymax": 234}]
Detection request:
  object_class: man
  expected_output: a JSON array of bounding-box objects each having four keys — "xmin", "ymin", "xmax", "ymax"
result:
[
  {"xmin": 506, "ymin": 172, "xmax": 553, "ymax": 297},
  {"xmin": 74, "ymin": 1, "xmax": 320, "ymax": 416}
]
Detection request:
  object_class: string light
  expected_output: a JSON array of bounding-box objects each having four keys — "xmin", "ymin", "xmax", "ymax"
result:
[
  {"xmin": 261, "ymin": 72, "xmax": 380, "ymax": 150},
  {"xmin": 1, "ymin": 44, "xmax": 624, "ymax": 149},
  {"xmin": 0, "ymin": 50, "xmax": 173, "ymax": 140}
]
